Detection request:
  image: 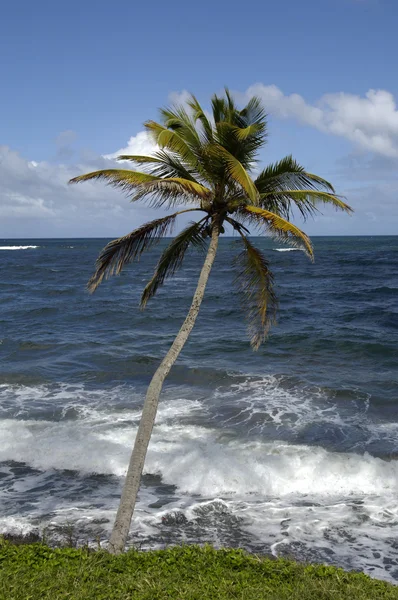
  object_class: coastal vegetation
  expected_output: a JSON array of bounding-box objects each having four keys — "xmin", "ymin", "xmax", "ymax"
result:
[
  {"xmin": 1, "ymin": 541, "xmax": 396, "ymax": 600},
  {"xmin": 70, "ymin": 90, "xmax": 352, "ymax": 553}
]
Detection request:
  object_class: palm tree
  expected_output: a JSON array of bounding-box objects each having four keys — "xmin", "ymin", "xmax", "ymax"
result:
[{"xmin": 70, "ymin": 89, "xmax": 352, "ymax": 554}]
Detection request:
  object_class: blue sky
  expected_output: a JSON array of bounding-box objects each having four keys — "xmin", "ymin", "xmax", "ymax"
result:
[{"xmin": 1, "ymin": 0, "xmax": 398, "ymax": 237}]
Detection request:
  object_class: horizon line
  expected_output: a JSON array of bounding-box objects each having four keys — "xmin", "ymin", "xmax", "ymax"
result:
[{"xmin": 1, "ymin": 234, "xmax": 398, "ymax": 240}]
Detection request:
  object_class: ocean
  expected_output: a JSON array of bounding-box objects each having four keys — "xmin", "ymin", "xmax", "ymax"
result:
[{"xmin": 0, "ymin": 236, "xmax": 397, "ymax": 582}]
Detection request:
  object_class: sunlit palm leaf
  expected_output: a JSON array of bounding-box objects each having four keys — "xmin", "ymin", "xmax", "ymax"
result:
[
  {"xmin": 133, "ymin": 178, "xmax": 212, "ymax": 208},
  {"xmin": 212, "ymin": 93, "xmax": 267, "ymax": 166},
  {"xmin": 187, "ymin": 95, "xmax": 214, "ymax": 142},
  {"xmin": 234, "ymin": 235, "xmax": 278, "ymax": 350},
  {"xmin": 160, "ymin": 106, "xmax": 203, "ymax": 150},
  {"xmin": 145, "ymin": 121, "xmax": 200, "ymax": 168},
  {"xmin": 87, "ymin": 210, "xmax": 201, "ymax": 293},
  {"xmin": 69, "ymin": 169, "xmax": 158, "ymax": 191},
  {"xmin": 212, "ymin": 145, "xmax": 259, "ymax": 203},
  {"xmin": 117, "ymin": 155, "xmax": 162, "ymax": 164},
  {"xmin": 159, "ymin": 178, "xmax": 210, "ymax": 198},
  {"xmin": 118, "ymin": 152, "xmax": 202, "ymax": 184},
  {"xmin": 243, "ymin": 205, "xmax": 314, "ymax": 259},
  {"xmin": 233, "ymin": 123, "xmax": 263, "ymax": 140},
  {"xmin": 214, "ymin": 122, "xmax": 264, "ymax": 167},
  {"xmin": 141, "ymin": 219, "xmax": 209, "ymax": 307}
]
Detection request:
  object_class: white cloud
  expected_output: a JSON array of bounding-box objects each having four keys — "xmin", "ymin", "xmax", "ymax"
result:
[
  {"xmin": 104, "ymin": 131, "xmax": 157, "ymax": 160},
  {"xmin": 241, "ymin": 84, "xmax": 398, "ymax": 157},
  {"xmin": 0, "ymin": 146, "xmax": 163, "ymax": 238},
  {"xmin": 168, "ymin": 89, "xmax": 192, "ymax": 106}
]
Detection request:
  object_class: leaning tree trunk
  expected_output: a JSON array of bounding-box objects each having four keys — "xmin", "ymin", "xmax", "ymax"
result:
[{"xmin": 108, "ymin": 223, "xmax": 220, "ymax": 554}]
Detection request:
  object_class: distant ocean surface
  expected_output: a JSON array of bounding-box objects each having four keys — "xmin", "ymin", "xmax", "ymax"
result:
[{"xmin": 0, "ymin": 236, "xmax": 397, "ymax": 582}]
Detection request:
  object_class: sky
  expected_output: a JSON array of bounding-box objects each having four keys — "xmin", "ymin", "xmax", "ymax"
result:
[{"xmin": 1, "ymin": 0, "xmax": 398, "ymax": 238}]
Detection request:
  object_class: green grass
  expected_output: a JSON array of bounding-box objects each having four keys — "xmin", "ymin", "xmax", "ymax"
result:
[{"xmin": 0, "ymin": 541, "xmax": 397, "ymax": 599}]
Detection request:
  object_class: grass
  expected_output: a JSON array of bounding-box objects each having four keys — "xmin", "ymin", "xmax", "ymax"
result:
[{"xmin": 0, "ymin": 540, "xmax": 397, "ymax": 599}]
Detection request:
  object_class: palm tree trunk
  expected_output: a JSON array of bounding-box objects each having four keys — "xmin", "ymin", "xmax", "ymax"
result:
[{"xmin": 108, "ymin": 223, "xmax": 220, "ymax": 554}]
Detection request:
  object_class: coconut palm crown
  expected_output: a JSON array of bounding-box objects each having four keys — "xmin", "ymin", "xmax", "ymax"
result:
[{"xmin": 71, "ymin": 90, "xmax": 351, "ymax": 348}]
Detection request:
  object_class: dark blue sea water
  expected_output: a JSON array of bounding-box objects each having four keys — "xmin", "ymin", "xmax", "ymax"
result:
[{"xmin": 0, "ymin": 236, "xmax": 397, "ymax": 581}]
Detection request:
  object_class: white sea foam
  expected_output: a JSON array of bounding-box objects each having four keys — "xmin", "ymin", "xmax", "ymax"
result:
[
  {"xmin": 0, "ymin": 516, "xmax": 37, "ymax": 536},
  {"xmin": 1, "ymin": 380, "xmax": 398, "ymax": 581},
  {"xmin": 0, "ymin": 246, "xmax": 39, "ymax": 250},
  {"xmin": 0, "ymin": 381, "xmax": 395, "ymax": 497},
  {"xmin": 0, "ymin": 400, "xmax": 397, "ymax": 497},
  {"xmin": 211, "ymin": 374, "xmax": 371, "ymax": 439}
]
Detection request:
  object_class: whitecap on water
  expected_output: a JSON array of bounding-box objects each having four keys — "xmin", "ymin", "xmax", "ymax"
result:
[
  {"xmin": 273, "ymin": 248, "xmax": 301, "ymax": 252},
  {"xmin": 0, "ymin": 246, "xmax": 39, "ymax": 250}
]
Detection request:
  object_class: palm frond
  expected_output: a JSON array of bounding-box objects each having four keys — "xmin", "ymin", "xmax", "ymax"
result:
[
  {"xmin": 144, "ymin": 121, "xmax": 200, "ymax": 169},
  {"xmin": 211, "ymin": 94, "xmax": 229, "ymax": 124},
  {"xmin": 234, "ymin": 235, "xmax": 278, "ymax": 350},
  {"xmin": 187, "ymin": 95, "xmax": 214, "ymax": 142},
  {"xmin": 69, "ymin": 169, "xmax": 158, "ymax": 191},
  {"xmin": 233, "ymin": 123, "xmax": 263, "ymax": 140},
  {"xmin": 211, "ymin": 145, "xmax": 259, "ymax": 203},
  {"xmin": 260, "ymin": 190, "xmax": 353, "ymax": 216},
  {"xmin": 87, "ymin": 210, "xmax": 201, "ymax": 293},
  {"xmin": 141, "ymin": 219, "xmax": 209, "ymax": 307},
  {"xmin": 224, "ymin": 88, "xmax": 237, "ymax": 115},
  {"xmin": 134, "ymin": 177, "xmax": 212, "ymax": 208},
  {"xmin": 255, "ymin": 156, "xmax": 335, "ymax": 195},
  {"xmin": 211, "ymin": 92, "xmax": 267, "ymax": 166},
  {"xmin": 117, "ymin": 155, "xmax": 163, "ymax": 164},
  {"xmin": 214, "ymin": 121, "xmax": 264, "ymax": 167},
  {"xmin": 159, "ymin": 105, "xmax": 202, "ymax": 150},
  {"xmin": 235, "ymin": 96, "xmax": 267, "ymax": 150},
  {"xmin": 242, "ymin": 205, "xmax": 314, "ymax": 259},
  {"xmin": 118, "ymin": 151, "xmax": 203, "ymax": 184},
  {"xmin": 225, "ymin": 216, "xmax": 251, "ymax": 235},
  {"xmin": 239, "ymin": 96, "xmax": 268, "ymax": 130}
]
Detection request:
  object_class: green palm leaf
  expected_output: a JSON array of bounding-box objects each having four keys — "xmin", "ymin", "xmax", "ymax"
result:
[
  {"xmin": 187, "ymin": 95, "xmax": 214, "ymax": 142},
  {"xmin": 260, "ymin": 190, "xmax": 353, "ymax": 215},
  {"xmin": 211, "ymin": 145, "xmax": 259, "ymax": 203},
  {"xmin": 255, "ymin": 156, "xmax": 335, "ymax": 194},
  {"xmin": 159, "ymin": 105, "xmax": 203, "ymax": 150},
  {"xmin": 117, "ymin": 155, "xmax": 163, "ymax": 164},
  {"xmin": 133, "ymin": 178, "xmax": 212, "ymax": 208},
  {"xmin": 141, "ymin": 219, "xmax": 209, "ymax": 307},
  {"xmin": 144, "ymin": 121, "xmax": 200, "ymax": 169},
  {"xmin": 239, "ymin": 96, "xmax": 268, "ymax": 129},
  {"xmin": 69, "ymin": 169, "xmax": 158, "ymax": 190},
  {"xmin": 87, "ymin": 210, "xmax": 201, "ymax": 293},
  {"xmin": 233, "ymin": 123, "xmax": 263, "ymax": 140},
  {"xmin": 118, "ymin": 151, "xmax": 203, "ymax": 184},
  {"xmin": 211, "ymin": 94, "xmax": 229, "ymax": 124},
  {"xmin": 234, "ymin": 235, "xmax": 278, "ymax": 350}
]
